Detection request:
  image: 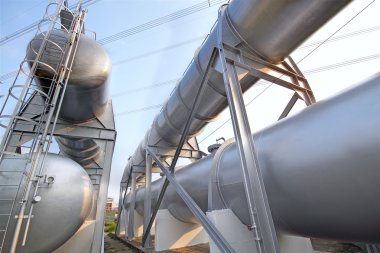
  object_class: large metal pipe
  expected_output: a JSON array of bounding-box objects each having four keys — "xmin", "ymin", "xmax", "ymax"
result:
[
  {"xmin": 122, "ymin": 0, "xmax": 351, "ymax": 180},
  {"xmin": 130, "ymin": 74, "xmax": 380, "ymax": 244}
]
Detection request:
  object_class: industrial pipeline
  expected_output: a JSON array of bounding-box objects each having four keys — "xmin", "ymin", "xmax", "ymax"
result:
[{"xmin": 120, "ymin": 0, "xmax": 380, "ymax": 249}]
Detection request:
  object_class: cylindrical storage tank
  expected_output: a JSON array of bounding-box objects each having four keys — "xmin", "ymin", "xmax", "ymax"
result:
[
  {"xmin": 0, "ymin": 153, "xmax": 94, "ymax": 253},
  {"xmin": 130, "ymin": 74, "xmax": 380, "ymax": 244},
  {"xmin": 26, "ymin": 29, "xmax": 111, "ymax": 123}
]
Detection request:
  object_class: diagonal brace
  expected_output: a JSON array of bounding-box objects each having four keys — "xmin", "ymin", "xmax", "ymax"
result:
[{"xmin": 147, "ymin": 147, "xmax": 235, "ymax": 253}]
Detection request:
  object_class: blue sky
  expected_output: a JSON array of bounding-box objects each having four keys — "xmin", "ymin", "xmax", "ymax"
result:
[{"xmin": 1, "ymin": 0, "xmax": 380, "ymax": 202}]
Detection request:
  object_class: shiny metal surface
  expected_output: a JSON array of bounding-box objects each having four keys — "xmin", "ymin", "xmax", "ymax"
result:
[
  {"xmin": 26, "ymin": 29, "xmax": 111, "ymax": 123},
  {"xmin": 129, "ymin": 74, "xmax": 380, "ymax": 243},
  {"xmin": 227, "ymin": 0, "xmax": 350, "ymax": 63},
  {"xmin": 27, "ymin": 29, "xmax": 112, "ymax": 168},
  {"xmin": 0, "ymin": 153, "xmax": 94, "ymax": 253},
  {"xmin": 123, "ymin": 0, "xmax": 351, "ymax": 182},
  {"xmin": 56, "ymin": 137, "xmax": 100, "ymax": 168}
]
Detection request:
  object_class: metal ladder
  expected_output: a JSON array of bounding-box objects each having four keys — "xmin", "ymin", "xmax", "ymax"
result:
[{"xmin": 0, "ymin": 1, "xmax": 85, "ymax": 252}]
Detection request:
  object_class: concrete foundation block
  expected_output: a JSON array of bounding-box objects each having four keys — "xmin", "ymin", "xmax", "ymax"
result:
[
  {"xmin": 278, "ymin": 234, "xmax": 314, "ymax": 253},
  {"xmin": 155, "ymin": 209, "xmax": 208, "ymax": 251},
  {"xmin": 133, "ymin": 210, "xmax": 144, "ymax": 237},
  {"xmin": 116, "ymin": 208, "xmax": 127, "ymax": 237},
  {"xmin": 207, "ymin": 209, "xmax": 314, "ymax": 253},
  {"xmin": 207, "ymin": 209, "xmax": 257, "ymax": 253},
  {"xmin": 53, "ymin": 220, "xmax": 96, "ymax": 253},
  {"xmin": 125, "ymin": 209, "xmax": 156, "ymax": 241}
]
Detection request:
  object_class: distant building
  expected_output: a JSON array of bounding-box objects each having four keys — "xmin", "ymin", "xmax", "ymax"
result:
[{"xmin": 105, "ymin": 197, "xmax": 113, "ymax": 211}]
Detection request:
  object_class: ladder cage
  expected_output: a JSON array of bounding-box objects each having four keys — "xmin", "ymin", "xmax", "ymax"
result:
[{"xmin": 0, "ymin": 0, "xmax": 86, "ymax": 252}]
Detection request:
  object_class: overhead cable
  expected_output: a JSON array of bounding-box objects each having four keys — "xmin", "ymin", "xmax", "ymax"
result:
[
  {"xmin": 0, "ymin": 0, "xmax": 102, "ymax": 46},
  {"xmin": 113, "ymin": 35, "xmax": 207, "ymax": 66},
  {"xmin": 197, "ymin": 0, "xmax": 376, "ymax": 144},
  {"xmin": 113, "ymin": 51, "xmax": 380, "ymax": 118},
  {"xmin": 198, "ymin": 52, "xmax": 380, "ymax": 143},
  {"xmin": 97, "ymin": 0, "xmax": 226, "ymax": 45},
  {"xmin": 111, "ymin": 79, "xmax": 179, "ymax": 97},
  {"xmin": 114, "ymin": 104, "xmax": 163, "ymax": 117},
  {"xmin": 2, "ymin": 24, "xmax": 379, "ymax": 83}
]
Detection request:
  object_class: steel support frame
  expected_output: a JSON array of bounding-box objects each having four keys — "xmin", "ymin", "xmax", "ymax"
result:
[
  {"xmin": 141, "ymin": 49, "xmax": 235, "ymax": 253},
  {"xmin": 215, "ymin": 6, "xmax": 315, "ymax": 253},
  {"xmin": 9, "ymin": 99, "xmax": 117, "ymax": 253},
  {"xmin": 126, "ymin": 173, "xmax": 137, "ymax": 240},
  {"xmin": 115, "ymin": 162, "xmax": 133, "ymax": 236},
  {"xmin": 140, "ymin": 49, "xmax": 217, "ymax": 242},
  {"xmin": 147, "ymin": 147, "xmax": 235, "ymax": 253},
  {"xmin": 142, "ymin": 153, "xmax": 152, "ymax": 248},
  {"xmin": 135, "ymin": 8, "xmax": 315, "ymax": 253},
  {"xmin": 218, "ymin": 8, "xmax": 275, "ymax": 253},
  {"xmin": 219, "ymin": 56, "xmax": 280, "ymax": 253},
  {"xmin": 217, "ymin": 7, "xmax": 279, "ymax": 253},
  {"xmin": 221, "ymin": 44, "xmax": 315, "ymax": 107},
  {"xmin": 116, "ymin": 185, "xmax": 125, "ymax": 235},
  {"xmin": 91, "ymin": 139, "xmax": 115, "ymax": 253}
]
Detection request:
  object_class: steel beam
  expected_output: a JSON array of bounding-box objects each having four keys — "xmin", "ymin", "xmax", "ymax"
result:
[
  {"xmin": 142, "ymin": 153, "xmax": 152, "ymax": 248},
  {"xmin": 126, "ymin": 173, "xmax": 137, "ymax": 240},
  {"xmin": 115, "ymin": 186, "xmax": 124, "ymax": 236},
  {"xmin": 147, "ymin": 147, "xmax": 235, "ymax": 253},
  {"xmin": 278, "ymin": 93, "xmax": 298, "ymax": 120},
  {"xmin": 217, "ymin": 7, "xmax": 279, "ymax": 253},
  {"xmin": 115, "ymin": 164, "xmax": 133, "ymax": 236},
  {"xmin": 91, "ymin": 140, "xmax": 115, "ymax": 253}
]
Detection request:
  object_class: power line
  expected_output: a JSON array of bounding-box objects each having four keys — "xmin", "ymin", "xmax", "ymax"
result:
[
  {"xmin": 111, "ymin": 79, "xmax": 179, "ymax": 97},
  {"xmin": 198, "ymin": 83, "xmax": 272, "ymax": 144},
  {"xmin": 98, "ymin": 0, "xmax": 226, "ymax": 45},
  {"xmin": 2, "ymin": 23, "xmax": 378, "ymax": 83},
  {"xmin": 1, "ymin": 0, "xmax": 47, "ymax": 26},
  {"xmin": 112, "ymin": 51, "xmax": 380, "ymax": 118},
  {"xmin": 304, "ymin": 53, "xmax": 380, "ymax": 75},
  {"xmin": 199, "ymin": 51, "xmax": 380, "ymax": 143},
  {"xmin": 298, "ymin": 24, "xmax": 380, "ymax": 50},
  {"xmin": 1, "ymin": 0, "xmax": 224, "ymax": 81},
  {"xmin": 113, "ymin": 35, "xmax": 207, "ymax": 66},
  {"xmin": 0, "ymin": 0, "xmax": 102, "ymax": 46},
  {"xmin": 1, "ymin": 0, "xmax": 221, "ymax": 47},
  {"xmin": 114, "ymin": 104, "xmax": 163, "ymax": 117},
  {"xmin": 1, "ymin": 0, "xmax": 376, "ymax": 118},
  {"xmin": 3, "ymin": 21, "xmax": 379, "ymax": 83},
  {"xmin": 198, "ymin": 0, "xmax": 377, "ymax": 143},
  {"xmin": 296, "ymin": 0, "xmax": 375, "ymax": 65},
  {"xmin": 111, "ymin": 23, "xmax": 380, "ymax": 67}
]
